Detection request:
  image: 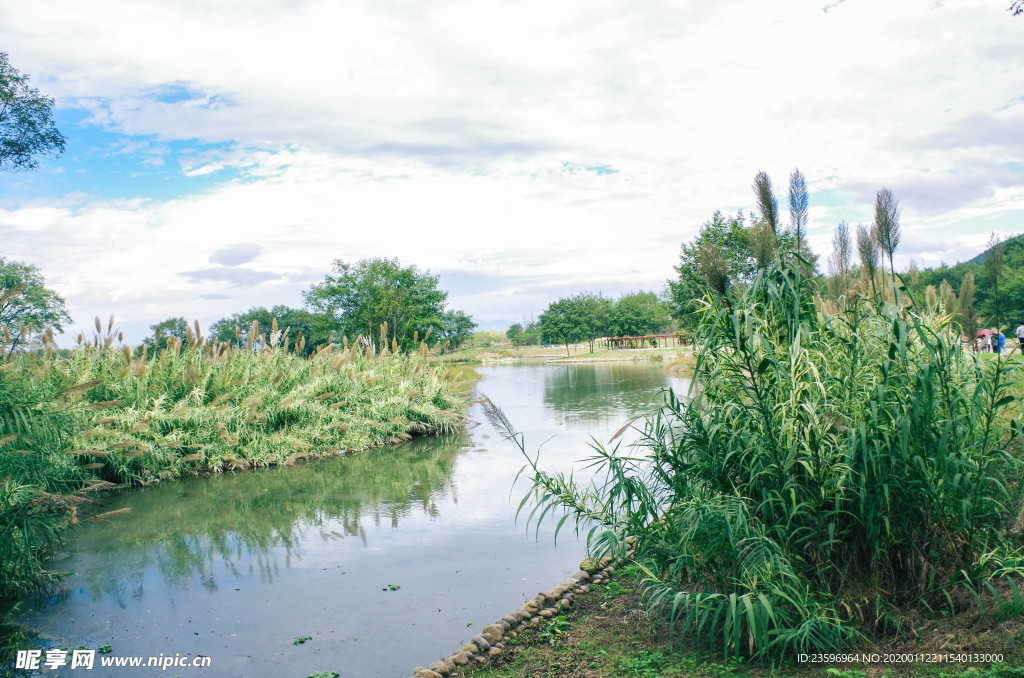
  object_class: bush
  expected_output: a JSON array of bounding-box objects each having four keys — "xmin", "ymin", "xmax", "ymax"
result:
[{"xmin": 494, "ymin": 262, "xmax": 1024, "ymax": 661}]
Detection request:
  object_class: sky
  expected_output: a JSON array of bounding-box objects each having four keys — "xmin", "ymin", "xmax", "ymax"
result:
[{"xmin": 1, "ymin": 0, "xmax": 1023, "ymax": 344}]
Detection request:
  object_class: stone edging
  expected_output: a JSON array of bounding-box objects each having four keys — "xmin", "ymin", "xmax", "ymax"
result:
[{"xmin": 407, "ymin": 542, "xmax": 635, "ymax": 678}]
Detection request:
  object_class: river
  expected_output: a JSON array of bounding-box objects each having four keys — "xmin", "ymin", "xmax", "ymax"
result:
[{"xmin": 12, "ymin": 360, "xmax": 688, "ymax": 678}]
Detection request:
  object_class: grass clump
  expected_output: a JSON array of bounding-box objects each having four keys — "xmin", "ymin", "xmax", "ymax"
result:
[{"xmin": 490, "ymin": 260, "xmax": 1024, "ymax": 662}]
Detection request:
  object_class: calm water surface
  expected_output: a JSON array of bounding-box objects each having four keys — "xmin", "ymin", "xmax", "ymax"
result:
[{"xmin": 15, "ymin": 361, "xmax": 688, "ymax": 677}]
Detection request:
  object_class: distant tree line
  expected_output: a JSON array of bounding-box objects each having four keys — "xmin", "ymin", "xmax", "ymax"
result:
[
  {"xmin": 147, "ymin": 258, "xmax": 476, "ymax": 355},
  {"xmin": 0, "ymin": 256, "xmax": 476, "ymax": 357},
  {"xmin": 513, "ymin": 291, "xmax": 673, "ymax": 357},
  {"xmin": 669, "ymin": 168, "xmax": 1022, "ymax": 339}
]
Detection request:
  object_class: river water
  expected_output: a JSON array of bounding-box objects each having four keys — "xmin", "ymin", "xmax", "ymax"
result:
[{"xmin": 13, "ymin": 360, "xmax": 688, "ymax": 678}]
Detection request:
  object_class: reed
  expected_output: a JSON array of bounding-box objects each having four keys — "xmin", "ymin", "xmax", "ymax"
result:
[
  {"xmin": 0, "ymin": 336, "xmax": 466, "ymax": 598},
  {"xmin": 498, "ymin": 260, "xmax": 1024, "ymax": 661}
]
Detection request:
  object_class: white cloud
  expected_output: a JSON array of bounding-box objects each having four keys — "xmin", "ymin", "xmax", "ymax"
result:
[{"xmin": 1, "ymin": 0, "xmax": 1022, "ymax": 341}]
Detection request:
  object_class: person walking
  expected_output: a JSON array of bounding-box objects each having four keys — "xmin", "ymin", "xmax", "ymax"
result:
[
  {"xmin": 1016, "ymin": 321, "xmax": 1024, "ymax": 353},
  {"xmin": 991, "ymin": 330, "xmax": 1000, "ymax": 355},
  {"xmin": 999, "ymin": 329, "xmax": 1007, "ymax": 355}
]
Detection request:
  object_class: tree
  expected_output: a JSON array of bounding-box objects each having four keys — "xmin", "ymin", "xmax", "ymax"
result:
[
  {"xmin": 506, "ymin": 323, "xmax": 523, "ymax": 344},
  {"xmin": 873, "ymin": 188, "xmax": 902, "ymax": 288},
  {"xmin": 509, "ymin": 320, "xmax": 541, "ymax": 346},
  {"xmin": 539, "ymin": 297, "xmax": 587, "ymax": 357},
  {"xmin": 1011, "ymin": 1, "xmax": 1023, "ymax": 16},
  {"xmin": 578, "ymin": 293, "xmax": 613, "ymax": 353},
  {"xmin": 0, "ymin": 257, "xmax": 71, "ymax": 355},
  {"xmin": 210, "ymin": 305, "xmax": 329, "ymax": 355},
  {"xmin": 304, "ymin": 258, "xmax": 457, "ymax": 349},
  {"xmin": 669, "ymin": 211, "xmax": 754, "ymax": 327},
  {"xmin": 1, "ymin": 52, "xmax": 66, "ymax": 173},
  {"xmin": 437, "ymin": 309, "xmax": 476, "ymax": 350},
  {"xmin": 306, "ymin": 258, "xmax": 442, "ymax": 348},
  {"xmin": 669, "ymin": 210, "xmax": 810, "ymax": 326},
  {"xmin": 142, "ymin": 317, "xmax": 190, "ymax": 351},
  {"xmin": 609, "ymin": 291, "xmax": 671, "ymax": 337}
]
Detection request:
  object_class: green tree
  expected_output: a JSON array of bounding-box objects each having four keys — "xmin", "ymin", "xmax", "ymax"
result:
[
  {"xmin": 0, "ymin": 257, "xmax": 71, "ymax": 355},
  {"xmin": 210, "ymin": 305, "xmax": 328, "ymax": 355},
  {"xmin": 539, "ymin": 297, "xmax": 586, "ymax": 357},
  {"xmin": 538, "ymin": 294, "xmax": 612, "ymax": 355},
  {"xmin": 1, "ymin": 52, "xmax": 66, "ymax": 172},
  {"xmin": 513, "ymin": 321, "xmax": 542, "ymax": 346},
  {"xmin": 304, "ymin": 258, "xmax": 452, "ymax": 349},
  {"xmin": 575, "ymin": 293, "xmax": 613, "ymax": 353},
  {"xmin": 609, "ymin": 291, "xmax": 670, "ymax": 337},
  {"xmin": 143, "ymin": 317, "xmax": 190, "ymax": 351},
  {"xmin": 506, "ymin": 322, "xmax": 523, "ymax": 344},
  {"xmin": 437, "ymin": 309, "xmax": 477, "ymax": 349},
  {"xmin": 669, "ymin": 211, "xmax": 754, "ymax": 327}
]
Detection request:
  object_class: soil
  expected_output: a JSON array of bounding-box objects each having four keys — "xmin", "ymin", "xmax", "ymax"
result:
[{"xmin": 456, "ymin": 567, "xmax": 1024, "ymax": 678}]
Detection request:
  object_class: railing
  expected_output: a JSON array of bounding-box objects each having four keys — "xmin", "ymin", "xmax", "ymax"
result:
[{"xmin": 601, "ymin": 333, "xmax": 690, "ymax": 349}]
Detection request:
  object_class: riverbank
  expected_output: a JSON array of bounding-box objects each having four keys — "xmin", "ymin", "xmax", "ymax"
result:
[
  {"xmin": 458, "ymin": 565, "xmax": 1024, "ymax": 678},
  {"xmin": 441, "ymin": 344, "xmax": 696, "ymax": 370},
  {"xmin": 5, "ymin": 360, "xmax": 681, "ymax": 677},
  {"xmin": 0, "ymin": 342, "xmax": 467, "ymax": 603}
]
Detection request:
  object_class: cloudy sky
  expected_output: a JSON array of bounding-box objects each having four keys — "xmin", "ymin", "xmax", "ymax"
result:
[{"xmin": 1, "ymin": 0, "xmax": 1022, "ymax": 343}]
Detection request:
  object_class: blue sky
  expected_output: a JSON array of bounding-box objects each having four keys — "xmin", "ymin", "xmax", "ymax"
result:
[
  {"xmin": 1, "ymin": 0, "xmax": 1023, "ymax": 343},
  {"xmin": 4, "ymin": 109, "xmax": 242, "ymax": 204}
]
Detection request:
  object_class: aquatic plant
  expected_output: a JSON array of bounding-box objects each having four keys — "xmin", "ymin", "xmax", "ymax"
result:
[{"xmin": 495, "ymin": 260, "xmax": 1024, "ymax": 661}]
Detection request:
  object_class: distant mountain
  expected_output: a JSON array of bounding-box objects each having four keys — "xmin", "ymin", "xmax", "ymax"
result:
[
  {"xmin": 914, "ymin": 231, "xmax": 1022, "ymax": 327},
  {"xmin": 966, "ymin": 232, "xmax": 1024, "ymax": 267}
]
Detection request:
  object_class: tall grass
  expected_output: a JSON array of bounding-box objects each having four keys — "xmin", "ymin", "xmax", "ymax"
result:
[
  {"xmin": 0, "ymin": 336, "xmax": 467, "ymax": 598},
  {"xmin": 493, "ymin": 261, "xmax": 1024, "ymax": 661}
]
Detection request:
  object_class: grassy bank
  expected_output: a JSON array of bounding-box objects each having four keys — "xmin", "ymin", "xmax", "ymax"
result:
[
  {"xmin": 463, "ymin": 566, "xmax": 1024, "ymax": 678},
  {"xmin": 441, "ymin": 343, "xmax": 696, "ymax": 369},
  {"xmin": 545, "ymin": 346, "xmax": 689, "ymax": 364},
  {"xmin": 0, "ymin": 338, "xmax": 467, "ymax": 602},
  {"xmin": 439, "ymin": 345, "xmax": 564, "ymax": 364}
]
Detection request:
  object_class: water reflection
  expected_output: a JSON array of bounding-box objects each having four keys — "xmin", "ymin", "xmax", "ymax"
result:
[
  {"xmin": 61, "ymin": 435, "xmax": 466, "ymax": 601},
  {"xmin": 15, "ymin": 362, "xmax": 687, "ymax": 678},
  {"xmin": 542, "ymin": 362, "xmax": 678, "ymax": 427}
]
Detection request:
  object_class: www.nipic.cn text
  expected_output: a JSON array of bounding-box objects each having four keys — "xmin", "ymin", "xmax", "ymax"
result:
[{"xmin": 16, "ymin": 649, "xmax": 212, "ymax": 671}]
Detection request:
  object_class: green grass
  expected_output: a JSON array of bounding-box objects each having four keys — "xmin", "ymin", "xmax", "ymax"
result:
[
  {"xmin": 489, "ymin": 260, "xmax": 1024, "ymax": 662},
  {"xmin": 0, "ymin": 340, "xmax": 466, "ymax": 599},
  {"xmin": 463, "ymin": 568, "xmax": 1024, "ymax": 678},
  {"xmin": 546, "ymin": 346, "xmax": 690, "ymax": 363}
]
